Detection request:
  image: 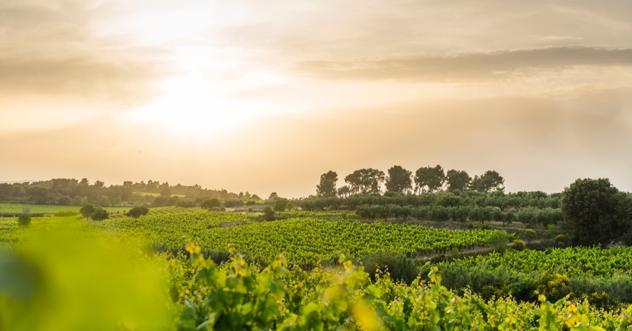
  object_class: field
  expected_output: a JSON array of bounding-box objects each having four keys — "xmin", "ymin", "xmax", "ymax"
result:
[
  {"xmin": 435, "ymin": 247, "xmax": 632, "ymax": 305},
  {"xmin": 97, "ymin": 208, "xmax": 504, "ymax": 265},
  {"xmin": 2, "ymin": 207, "xmax": 632, "ymax": 330},
  {"xmin": 0, "ymin": 203, "xmax": 129, "ymax": 216}
]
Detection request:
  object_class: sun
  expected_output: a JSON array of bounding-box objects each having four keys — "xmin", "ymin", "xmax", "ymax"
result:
[{"xmin": 125, "ymin": 75, "xmax": 260, "ymax": 139}]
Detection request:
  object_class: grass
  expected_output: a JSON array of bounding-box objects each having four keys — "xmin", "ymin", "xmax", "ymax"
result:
[{"xmin": 0, "ymin": 203, "xmax": 131, "ymax": 217}]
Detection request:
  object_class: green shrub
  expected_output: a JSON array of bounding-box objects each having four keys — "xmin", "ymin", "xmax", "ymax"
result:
[
  {"xmin": 201, "ymin": 198, "xmax": 221, "ymax": 210},
  {"xmin": 17, "ymin": 213, "xmax": 31, "ymax": 227},
  {"xmin": 488, "ymin": 232, "xmax": 510, "ymax": 252},
  {"xmin": 524, "ymin": 228, "xmax": 537, "ymax": 240},
  {"xmin": 90, "ymin": 208, "xmax": 109, "ymax": 221},
  {"xmin": 362, "ymin": 253, "xmax": 419, "ymax": 284},
  {"xmin": 511, "ymin": 239, "xmax": 527, "ymax": 250},
  {"xmin": 263, "ymin": 206, "xmax": 276, "ymax": 221},
  {"xmin": 80, "ymin": 204, "xmax": 95, "ymax": 219},
  {"xmin": 127, "ymin": 206, "xmax": 149, "ymax": 218}
]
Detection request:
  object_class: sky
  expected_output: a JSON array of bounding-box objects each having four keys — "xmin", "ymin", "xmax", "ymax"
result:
[{"xmin": 1, "ymin": 0, "xmax": 632, "ymax": 197}]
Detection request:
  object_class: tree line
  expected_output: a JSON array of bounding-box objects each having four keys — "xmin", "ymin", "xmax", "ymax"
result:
[
  {"xmin": 0, "ymin": 178, "xmax": 260, "ymax": 207},
  {"xmin": 317, "ymin": 165, "xmax": 505, "ymax": 198}
]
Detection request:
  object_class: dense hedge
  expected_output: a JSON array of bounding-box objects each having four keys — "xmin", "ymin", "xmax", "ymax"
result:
[
  {"xmin": 355, "ymin": 204, "xmax": 562, "ymax": 225},
  {"xmin": 299, "ymin": 191, "xmax": 561, "ymax": 211}
]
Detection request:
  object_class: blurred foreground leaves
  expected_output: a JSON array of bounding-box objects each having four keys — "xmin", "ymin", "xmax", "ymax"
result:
[{"xmin": 0, "ymin": 228, "xmax": 172, "ymax": 331}]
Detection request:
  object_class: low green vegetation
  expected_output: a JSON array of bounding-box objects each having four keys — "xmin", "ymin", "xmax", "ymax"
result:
[
  {"xmin": 174, "ymin": 248, "xmax": 632, "ymax": 330},
  {"xmin": 1, "ymin": 174, "xmax": 632, "ymax": 329},
  {"xmin": 98, "ymin": 209, "xmax": 505, "ymax": 265},
  {"xmin": 434, "ymin": 247, "xmax": 632, "ymax": 306}
]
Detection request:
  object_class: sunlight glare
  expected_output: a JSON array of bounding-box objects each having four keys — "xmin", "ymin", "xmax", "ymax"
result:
[{"xmin": 125, "ymin": 75, "xmax": 261, "ymax": 139}]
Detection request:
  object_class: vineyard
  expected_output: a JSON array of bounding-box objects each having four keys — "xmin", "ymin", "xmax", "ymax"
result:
[
  {"xmin": 98, "ymin": 209, "xmax": 504, "ymax": 265},
  {"xmin": 2, "ymin": 205, "xmax": 632, "ymax": 329},
  {"xmin": 175, "ymin": 248, "xmax": 632, "ymax": 330},
  {"xmin": 434, "ymin": 247, "xmax": 632, "ymax": 305}
]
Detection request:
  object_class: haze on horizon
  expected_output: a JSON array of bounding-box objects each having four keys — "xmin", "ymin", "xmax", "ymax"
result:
[{"xmin": 1, "ymin": 0, "xmax": 632, "ymax": 197}]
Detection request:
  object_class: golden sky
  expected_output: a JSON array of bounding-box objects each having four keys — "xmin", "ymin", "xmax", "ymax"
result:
[{"xmin": 2, "ymin": 0, "xmax": 632, "ymax": 196}]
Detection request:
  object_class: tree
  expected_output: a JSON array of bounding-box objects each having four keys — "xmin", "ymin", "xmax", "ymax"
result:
[
  {"xmin": 80, "ymin": 204, "xmax": 95, "ymax": 219},
  {"xmin": 445, "ymin": 170, "xmax": 471, "ymax": 192},
  {"xmin": 562, "ymin": 178, "xmax": 631, "ymax": 245},
  {"xmin": 471, "ymin": 170, "xmax": 505, "ymax": 192},
  {"xmin": 316, "ymin": 171, "xmax": 338, "ymax": 197},
  {"xmin": 268, "ymin": 192, "xmax": 279, "ymax": 200},
  {"xmin": 414, "ymin": 165, "xmax": 445, "ymax": 193},
  {"xmin": 201, "ymin": 198, "xmax": 222, "ymax": 210},
  {"xmin": 344, "ymin": 168, "xmax": 385, "ymax": 194},
  {"xmin": 337, "ymin": 185, "xmax": 351, "ymax": 198},
  {"xmin": 127, "ymin": 206, "xmax": 149, "ymax": 218},
  {"xmin": 385, "ymin": 165, "xmax": 412, "ymax": 194}
]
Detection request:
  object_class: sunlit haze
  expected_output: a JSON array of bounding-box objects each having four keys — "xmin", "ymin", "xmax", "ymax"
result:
[{"xmin": 2, "ymin": 0, "xmax": 632, "ymax": 196}]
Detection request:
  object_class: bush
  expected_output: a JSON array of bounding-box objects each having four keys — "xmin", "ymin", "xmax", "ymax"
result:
[
  {"xmin": 362, "ymin": 253, "xmax": 419, "ymax": 284},
  {"xmin": 224, "ymin": 199, "xmax": 244, "ymax": 208},
  {"xmin": 554, "ymin": 234, "xmax": 567, "ymax": 245},
  {"xmin": 263, "ymin": 206, "xmax": 275, "ymax": 221},
  {"xmin": 524, "ymin": 228, "xmax": 537, "ymax": 240},
  {"xmin": 127, "ymin": 206, "xmax": 149, "ymax": 218},
  {"xmin": 201, "ymin": 198, "xmax": 221, "ymax": 210},
  {"xmin": 511, "ymin": 239, "xmax": 527, "ymax": 250},
  {"xmin": 80, "ymin": 204, "xmax": 95, "ymax": 219},
  {"xmin": 488, "ymin": 232, "xmax": 510, "ymax": 252},
  {"xmin": 90, "ymin": 208, "xmax": 109, "ymax": 221},
  {"xmin": 273, "ymin": 198, "xmax": 290, "ymax": 212},
  {"xmin": 17, "ymin": 213, "xmax": 31, "ymax": 227}
]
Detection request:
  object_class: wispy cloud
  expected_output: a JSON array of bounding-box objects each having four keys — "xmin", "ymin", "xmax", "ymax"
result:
[
  {"xmin": 0, "ymin": 0, "xmax": 163, "ymax": 107},
  {"xmin": 298, "ymin": 47, "xmax": 632, "ymax": 81}
]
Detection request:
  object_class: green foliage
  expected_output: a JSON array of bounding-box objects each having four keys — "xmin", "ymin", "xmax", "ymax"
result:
[
  {"xmin": 127, "ymin": 206, "xmax": 149, "ymax": 218},
  {"xmin": 446, "ymin": 169, "xmax": 471, "ymax": 192},
  {"xmin": 90, "ymin": 208, "xmax": 109, "ymax": 221},
  {"xmin": 316, "ymin": 170, "xmax": 338, "ymax": 197},
  {"xmin": 562, "ymin": 178, "xmax": 632, "ymax": 245},
  {"xmin": 471, "ymin": 170, "xmax": 505, "ymax": 193},
  {"xmin": 362, "ymin": 253, "xmax": 419, "ymax": 284},
  {"xmin": 0, "ymin": 178, "xmax": 244, "ymax": 207},
  {"xmin": 200, "ymin": 198, "xmax": 221, "ymax": 210},
  {"xmin": 98, "ymin": 210, "xmax": 502, "ymax": 265},
  {"xmin": 17, "ymin": 214, "xmax": 31, "ymax": 227},
  {"xmin": 79, "ymin": 204, "xmax": 95, "ymax": 218},
  {"xmin": 17, "ymin": 208, "xmax": 31, "ymax": 227},
  {"xmin": 176, "ymin": 249, "xmax": 632, "ymax": 330},
  {"xmin": 273, "ymin": 198, "xmax": 290, "ymax": 212},
  {"xmin": 263, "ymin": 206, "xmax": 276, "ymax": 221},
  {"xmin": 224, "ymin": 199, "xmax": 244, "ymax": 208},
  {"xmin": 353, "ymin": 203, "xmax": 562, "ymax": 225},
  {"xmin": 385, "ymin": 165, "xmax": 413, "ymax": 193},
  {"xmin": 0, "ymin": 230, "xmax": 171, "ymax": 331},
  {"xmin": 488, "ymin": 231, "xmax": 511, "ymax": 251},
  {"xmin": 344, "ymin": 168, "xmax": 385, "ymax": 195},
  {"xmin": 414, "ymin": 165, "xmax": 445, "ymax": 193},
  {"xmin": 300, "ymin": 190, "xmax": 562, "ymax": 212},
  {"xmin": 436, "ymin": 247, "xmax": 632, "ymax": 305},
  {"xmin": 512, "ymin": 239, "xmax": 527, "ymax": 250}
]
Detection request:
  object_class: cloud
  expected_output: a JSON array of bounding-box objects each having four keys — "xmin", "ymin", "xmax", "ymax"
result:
[
  {"xmin": 0, "ymin": 0, "xmax": 163, "ymax": 109},
  {"xmin": 298, "ymin": 47, "xmax": 632, "ymax": 81},
  {"xmin": 0, "ymin": 56, "xmax": 158, "ymax": 103}
]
